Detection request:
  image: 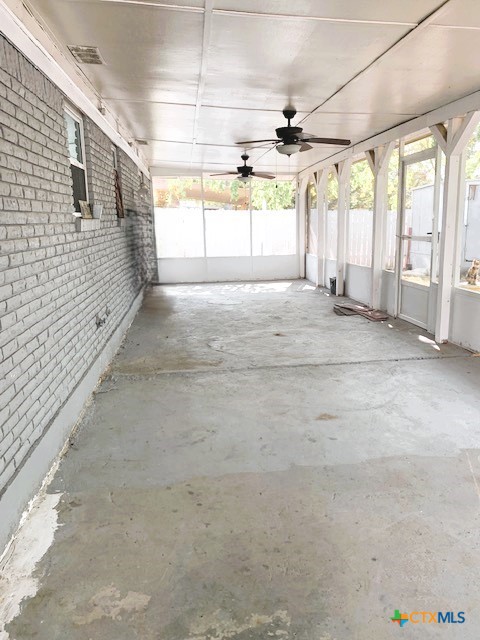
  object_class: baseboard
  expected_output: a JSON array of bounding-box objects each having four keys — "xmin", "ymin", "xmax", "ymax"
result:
[{"xmin": 0, "ymin": 287, "xmax": 145, "ymax": 554}]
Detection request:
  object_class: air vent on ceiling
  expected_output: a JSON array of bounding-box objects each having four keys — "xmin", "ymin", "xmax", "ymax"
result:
[
  {"xmin": 68, "ymin": 45, "xmax": 104, "ymax": 65},
  {"xmin": 135, "ymin": 139, "xmax": 149, "ymax": 146}
]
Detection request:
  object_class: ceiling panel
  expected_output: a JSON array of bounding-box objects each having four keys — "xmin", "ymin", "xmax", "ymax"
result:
[
  {"xmin": 195, "ymin": 106, "xmax": 309, "ymax": 146},
  {"xmin": 108, "ymin": 101, "xmax": 196, "ymax": 142},
  {"xmin": 148, "ymin": 139, "xmax": 332, "ymax": 174},
  {"xmin": 213, "ymin": 0, "xmax": 445, "ymax": 24},
  {"xmin": 192, "ymin": 143, "xmax": 260, "ymax": 167},
  {"xmin": 432, "ymin": 0, "xmax": 480, "ymax": 27},
  {"xmin": 148, "ymin": 140, "xmax": 194, "ymax": 164},
  {"xmin": 148, "ymin": 140, "xmax": 250, "ymax": 168},
  {"xmin": 304, "ymin": 110, "xmax": 418, "ymax": 142},
  {"xmin": 31, "ymin": 0, "xmax": 204, "ymax": 102},
  {"xmin": 319, "ymin": 25, "xmax": 480, "ymax": 116},
  {"xmin": 202, "ymin": 13, "xmax": 411, "ymax": 111}
]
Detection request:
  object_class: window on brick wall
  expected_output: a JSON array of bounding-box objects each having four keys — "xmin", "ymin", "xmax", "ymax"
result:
[
  {"xmin": 64, "ymin": 107, "xmax": 88, "ymax": 212},
  {"xmin": 113, "ymin": 146, "xmax": 125, "ymax": 218}
]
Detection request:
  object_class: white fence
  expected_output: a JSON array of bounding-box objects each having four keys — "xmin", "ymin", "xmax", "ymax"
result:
[
  {"xmin": 155, "ymin": 208, "xmax": 297, "ymax": 259},
  {"xmin": 347, "ymin": 209, "xmax": 373, "ymax": 267},
  {"xmin": 326, "ymin": 209, "xmax": 337, "ymax": 260}
]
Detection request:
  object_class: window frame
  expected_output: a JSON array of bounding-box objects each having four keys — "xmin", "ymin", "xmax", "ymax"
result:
[{"xmin": 64, "ymin": 104, "xmax": 89, "ymax": 211}]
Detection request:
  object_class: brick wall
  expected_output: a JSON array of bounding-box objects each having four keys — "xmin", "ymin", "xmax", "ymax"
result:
[{"xmin": 0, "ymin": 35, "xmax": 155, "ymax": 497}]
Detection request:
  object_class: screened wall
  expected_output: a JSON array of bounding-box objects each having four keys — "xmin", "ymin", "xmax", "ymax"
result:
[
  {"xmin": 154, "ymin": 177, "xmax": 298, "ymax": 283},
  {"xmin": 348, "ymin": 159, "xmax": 374, "ymax": 268}
]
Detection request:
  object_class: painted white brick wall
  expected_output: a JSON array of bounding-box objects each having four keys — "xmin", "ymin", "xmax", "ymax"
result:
[{"xmin": 0, "ymin": 35, "xmax": 155, "ymax": 496}]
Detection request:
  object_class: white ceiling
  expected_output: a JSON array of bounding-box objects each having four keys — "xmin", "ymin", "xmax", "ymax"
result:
[{"xmin": 26, "ymin": 0, "xmax": 480, "ymax": 176}]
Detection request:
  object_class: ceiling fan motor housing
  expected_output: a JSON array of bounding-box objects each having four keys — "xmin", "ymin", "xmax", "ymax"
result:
[
  {"xmin": 275, "ymin": 125, "xmax": 303, "ymax": 143},
  {"xmin": 237, "ymin": 164, "xmax": 253, "ymax": 176}
]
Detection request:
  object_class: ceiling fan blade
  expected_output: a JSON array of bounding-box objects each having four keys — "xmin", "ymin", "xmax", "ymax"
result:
[
  {"xmin": 210, "ymin": 172, "xmax": 239, "ymax": 176},
  {"xmin": 251, "ymin": 172, "xmax": 275, "ymax": 180},
  {"xmin": 298, "ymin": 132, "xmax": 316, "ymax": 140},
  {"xmin": 304, "ymin": 137, "xmax": 351, "ymax": 146},
  {"xmin": 236, "ymin": 139, "xmax": 280, "ymax": 145},
  {"xmin": 299, "ymin": 142, "xmax": 313, "ymax": 152}
]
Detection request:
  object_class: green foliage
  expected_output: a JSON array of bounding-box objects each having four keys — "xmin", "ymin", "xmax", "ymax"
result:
[
  {"xmin": 251, "ymin": 179, "xmax": 296, "ymax": 210},
  {"xmin": 325, "ymin": 136, "xmax": 438, "ymax": 214},
  {"xmin": 155, "ymin": 177, "xmax": 295, "ymax": 211},
  {"xmin": 387, "ymin": 149, "xmax": 399, "ymax": 211},
  {"xmin": 387, "ymin": 137, "xmax": 439, "ymax": 211},
  {"xmin": 327, "ymin": 171, "xmax": 338, "ymax": 210},
  {"xmin": 202, "ymin": 178, "xmax": 247, "ymax": 208},
  {"xmin": 465, "ymin": 122, "xmax": 480, "ymax": 180},
  {"xmin": 307, "ymin": 180, "xmax": 317, "ymax": 209},
  {"xmin": 350, "ymin": 159, "xmax": 374, "ymax": 210},
  {"xmin": 155, "ymin": 178, "xmax": 200, "ymax": 207}
]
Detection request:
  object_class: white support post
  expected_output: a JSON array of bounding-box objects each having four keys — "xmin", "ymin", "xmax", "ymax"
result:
[
  {"xmin": 298, "ymin": 176, "xmax": 308, "ymax": 279},
  {"xmin": 371, "ymin": 142, "xmax": 395, "ymax": 310},
  {"xmin": 316, "ymin": 168, "xmax": 329, "ymax": 288},
  {"xmin": 335, "ymin": 159, "xmax": 351, "ymax": 296},
  {"xmin": 431, "ymin": 111, "xmax": 480, "ymax": 342}
]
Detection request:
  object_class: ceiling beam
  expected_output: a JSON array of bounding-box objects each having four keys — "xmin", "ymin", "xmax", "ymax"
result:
[
  {"xmin": 190, "ymin": 0, "xmax": 213, "ymax": 167},
  {"xmin": 96, "ymin": 0, "xmax": 203, "ymax": 12},
  {"xmin": 211, "ymin": 9, "xmax": 417, "ymax": 27}
]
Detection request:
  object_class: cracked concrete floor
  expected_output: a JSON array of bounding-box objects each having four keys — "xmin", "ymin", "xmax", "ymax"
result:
[{"xmin": 3, "ymin": 280, "xmax": 480, "ymax": 639}]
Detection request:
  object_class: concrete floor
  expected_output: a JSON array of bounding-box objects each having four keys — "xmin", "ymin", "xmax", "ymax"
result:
[{"xmin": 2, "ymin": 280, "xmax": 480, "ymax": 639}]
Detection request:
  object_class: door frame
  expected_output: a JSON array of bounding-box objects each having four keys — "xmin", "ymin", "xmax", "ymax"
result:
[{"xmin": 394, "ymin": 146, "xmax": 442, "ymax": 332}]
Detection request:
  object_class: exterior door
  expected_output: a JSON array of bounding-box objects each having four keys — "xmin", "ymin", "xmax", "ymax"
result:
[{"xmin": 396, "ymin": 147, "xmax": 441, "ymax": 331}]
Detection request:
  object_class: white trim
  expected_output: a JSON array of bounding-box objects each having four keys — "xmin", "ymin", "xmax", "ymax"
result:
[
  {"xmin": 454, "ymin": 285, "xmax": 480, "ymax": 298},
  {"xmin": 298, "ymin": 92, "xmax": 480, "ymax": 180},
  {"xmin": 402, "ymin": 146, "xmax": 437, "ymax": 165},
  {"xmin": 398, "ymin": 312, "xmax": 428, "ymax": 330},
  {"xmin": 64, "ymin": 105, "xmax": 89, "ymax": 211},
  {"xmin": 0, "ymin": 0, "xmax": 149, "ymax": 175},
  {"xmin": 400, "ymin": 279, "xmax": 431, "ymax": 292}
]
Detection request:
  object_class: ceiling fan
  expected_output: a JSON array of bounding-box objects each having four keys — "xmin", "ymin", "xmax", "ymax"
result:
[
  {"xmin": 237, "ymin": 107, "xmax": 351, "ymax": 156},
  {"xmin": 210, "ymin": 153, "xmax": 275, "ymax": 182}
]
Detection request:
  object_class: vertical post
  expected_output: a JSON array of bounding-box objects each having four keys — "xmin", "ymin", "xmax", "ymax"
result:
[
  {"xmin": 432, "ymin": 112, "xmax": 480, "ymax": 342},
  {"xmin": 298, "ymin": 176, "xmax": 308, "ymax": 279},
  {"xmin": 335, "ymin": 159, "xmax": 351, "ymax": 296},
  {"xmin": 436, "ymin": 152, "xmax": 461, "ymax": 341},
  {"xmin": 316, "ymin": 169, "xmax": 328, "ymax": 288},
  {"xmin": 393, "ymin": 141, "xmax": 405, "ymax": 318},
  {"xmin": 201, "ymin": 174, "xmax": 207, "ymax": 259},
  {"xmin": 248, "ymin": 179, "xmax": 253, "ymax": 278},
  {"xmin": 371, "ymin": 142, "xmax": 395, "ymax": 310}
]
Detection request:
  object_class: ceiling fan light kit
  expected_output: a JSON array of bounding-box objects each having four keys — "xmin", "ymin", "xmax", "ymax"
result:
[
  {"xmin": 277, "ymin": 143, "xmax": 302, "ymax": 156},
  {"xmin": 235, "ymin": 107, "xmax": 351, "ymax": 160}
]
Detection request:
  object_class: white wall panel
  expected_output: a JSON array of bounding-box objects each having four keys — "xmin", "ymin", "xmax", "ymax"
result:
[
  {"xmin": 450, "ymin": 289, "xmax": 480, "ymax": 352},
  {"xmin": 345, "ymin": 264, "xmax": 372, "ymax": 305},
  {"xmin": 157, "ymin": 256, "xmax": 299, "ymax": 283}
]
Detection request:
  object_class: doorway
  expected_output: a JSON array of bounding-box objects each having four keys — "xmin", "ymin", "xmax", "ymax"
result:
[{"xmin": 395, "ymin": 147, "xmax": 442, "ymax": 331}]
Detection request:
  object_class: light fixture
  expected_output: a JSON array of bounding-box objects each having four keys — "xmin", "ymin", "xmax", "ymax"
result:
[
  {"xmin": 237, "ymin": 175, "xmax": 251, "ymax": 183},
  {"xmin": 136, "ymin": 173, "xmax": 150, "ymax": 202},
  {"xmin": 277, "ymin": 143, "xmax": 301, "ymax": 156}
]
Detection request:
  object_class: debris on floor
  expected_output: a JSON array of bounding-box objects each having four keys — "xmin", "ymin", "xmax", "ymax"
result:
[{"xmin": 333, "ymin": 303, "xmax": 389, "ymax": 321}]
